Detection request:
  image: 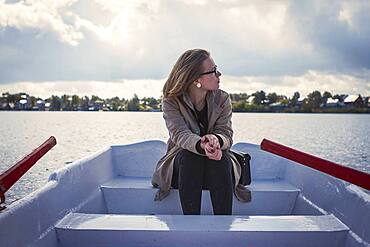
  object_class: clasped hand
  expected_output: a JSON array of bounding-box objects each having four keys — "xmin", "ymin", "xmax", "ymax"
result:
[{"xmin": 200, "ymin": 134, "xmax": 222, "ymax": 161}]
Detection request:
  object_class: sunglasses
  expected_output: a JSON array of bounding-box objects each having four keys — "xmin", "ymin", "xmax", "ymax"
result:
[{"xmin": 200, "ymin": 68, "xmax": 221, "ymax": 76}]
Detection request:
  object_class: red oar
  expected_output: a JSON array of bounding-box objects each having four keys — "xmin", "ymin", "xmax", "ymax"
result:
[
  {"xmin": 261, "ymin": 138, "xmax": 370, "ymax": 191},
  {"xmin": 0, "ymin": 136, "xmax": 57, "ymax": 206}
]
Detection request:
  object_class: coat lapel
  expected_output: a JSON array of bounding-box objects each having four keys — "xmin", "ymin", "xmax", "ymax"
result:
[
  {"xmin": 181, "ymin": 91, "xmax": 222, "ymax": 133},
  {"xmin": 182, "ymin": 92, "xmax": 195, "ymax": 112},
  {"xmin": 206, "ymin": 91, "xmax": 222, "ymax": 132}
]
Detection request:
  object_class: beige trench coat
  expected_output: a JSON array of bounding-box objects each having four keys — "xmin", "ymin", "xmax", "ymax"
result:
[{"xmin": 152, "ymin": 89, "xmax": 251, "ymax": 202}]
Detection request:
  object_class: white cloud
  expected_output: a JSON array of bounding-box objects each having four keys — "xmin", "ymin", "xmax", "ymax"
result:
[
  {"xmin": 338, "ymin": 0, "xmax": 370, "ymax": 31},
  {"xmin": 0, "ymin": 79, "xmax": 164, "ymax": 99},
  {"xmin": 0, "ymin": 0, "xmax": 83, "ymax": 45},
  {"xmin": 92, "ymin": 0, "xmax": 160, "ymax": 14},
  {"xmin": 0, "ymin": 0, "xmax": 369, "ymax": 92},
  {"xmin": 0, "ymin": 0, "xmax": 304, "ymax": 52}
]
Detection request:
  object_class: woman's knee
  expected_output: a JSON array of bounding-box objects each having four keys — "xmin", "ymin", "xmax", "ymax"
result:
[
  {"xmin": 205, "ymin": 152, "xmax": 232, "ymax": 182},
  {"xmin": 174, "ymin": 149, "xmax": 205, "ymax": 177}
]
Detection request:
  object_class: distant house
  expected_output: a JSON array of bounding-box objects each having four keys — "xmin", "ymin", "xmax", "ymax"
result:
[
  {"xmin": 15, "ymin": 95, "xmax": 31, "ymax": 110},
  {"xmin": 1, "ymin": 102, "xmax": 15, "ymax": 110},
  {"xmin": 2, "ymin": 92, "xmax": 10, "ymax": 98},
  {"xmin": 0, "ymin": 95, "xmax": 6, "ymax": 110},
  {"xmin": 95, "ymin": 100, "xmax": 104, "ymax": 110},
  {"xmin": 1, "ymin": 93, "xmax": 10, "ymax": 109},
  {"xmin": 343, "ymin": 95, "xmax": 364, "ymax": 108},
  {"xmin": 0, "ymin": 102, "xmax": 7, "ymax": 110},
  {"xmin": 365, "ymin": 97, "xmax": 370, "ymax": 109},
  {"xmin": 117, "ymin": 105, "xmax": 126, "ymax": 111},
  {"xmin": 45, "ymin": 102, "xmax": 51, "ymax": 111},
  {"xmin": 89, "ymin": 99, "xmax": 104, "ymax": 111},
  {"xmin": 245, "ymin": 96, "xmax": 254, "ymax": 104},
  {"xmin": 270, "ymin": 102, "xmax": 287, "ymax": 111},
  {"xmin": 36, "ymin": 99, "xmax": 45, "ymax": 111},
  {"xmin": 323, "ymin": 98, "xmax": 340, "ymax": 108},
  {"xmin": 295, "ymin": 96, "xmax": 306, "ymax": 108},
  {"xmin": 102, "ymin": 104, "xmax": 110, "ymax": 111}
]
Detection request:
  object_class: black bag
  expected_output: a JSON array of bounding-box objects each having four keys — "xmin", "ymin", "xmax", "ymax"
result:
[{"xmin": 231, "ymin": 150, "xmax": 251, "ymax": 185}]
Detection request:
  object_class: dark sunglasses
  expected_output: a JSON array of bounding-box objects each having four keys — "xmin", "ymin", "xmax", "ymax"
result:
[{"xmin": 200, "ymin": 68, "xmax": 221, "ymax": 76}]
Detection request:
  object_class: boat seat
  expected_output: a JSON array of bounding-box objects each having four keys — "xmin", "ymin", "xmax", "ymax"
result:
[
  {"xmin": 55, "ymin": 213, "xmax": 349, "ymax": 247},
  {"xmin": 100, "ymin": 177, "xmax": 301, "ymax": 215}
]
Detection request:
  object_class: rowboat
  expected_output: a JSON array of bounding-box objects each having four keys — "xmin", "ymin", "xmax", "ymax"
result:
[{"xmin": 0, "ymin": 137, "xmax": 369, "ymax": 247}]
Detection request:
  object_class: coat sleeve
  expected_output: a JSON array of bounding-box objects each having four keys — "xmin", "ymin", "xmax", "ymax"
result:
[
  {"xmin": 213, "ymin": 94, "xmax": 233, "ymax": 150},
  {"xmin": 162, "ymin": 97, "xmax": 203, "ymax": 155}
]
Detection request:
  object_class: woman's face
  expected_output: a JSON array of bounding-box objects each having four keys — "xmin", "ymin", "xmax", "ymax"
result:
[{"xmin": 198, "ymin": 57, "xmax": 222, "ymax": 91}]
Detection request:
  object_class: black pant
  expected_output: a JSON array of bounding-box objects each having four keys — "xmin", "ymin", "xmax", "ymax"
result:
[{"xmin": 171, "ymin": 149, "xmax": 233, "ymax": 215}]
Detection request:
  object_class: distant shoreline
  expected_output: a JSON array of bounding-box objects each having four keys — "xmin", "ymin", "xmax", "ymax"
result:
[
  {"xmin": 1, "ymin": 91, "xmax": 369, "ymax": 113},
  {"xmin": 1, "ymin": 110, "xmax": 369, "ymax": 114}
]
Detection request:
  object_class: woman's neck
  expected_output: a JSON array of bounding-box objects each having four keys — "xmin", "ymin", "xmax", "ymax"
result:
[{"xmin": 187, "ymin": 85, "xmax": 207, "ymax": 111}]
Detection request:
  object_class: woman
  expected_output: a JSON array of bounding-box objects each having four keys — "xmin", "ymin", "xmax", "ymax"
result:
[{"xmin": 152, "ymin": 49, "xmax": 251, "ymax": 215}]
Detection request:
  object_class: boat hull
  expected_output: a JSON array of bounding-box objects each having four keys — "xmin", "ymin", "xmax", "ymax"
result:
[{"xmin": 0, "ymin": 140, "xmax": 368, "ymax": 247}]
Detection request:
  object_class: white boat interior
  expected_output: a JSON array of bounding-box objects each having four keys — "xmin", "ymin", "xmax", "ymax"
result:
[{"xmin": 0, "ymin": 140, "xmax": 369, "ymax": 247}]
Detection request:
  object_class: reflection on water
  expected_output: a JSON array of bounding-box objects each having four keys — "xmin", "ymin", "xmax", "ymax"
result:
[{"xmin": 0, "ymin": 111, "xmax": 369, "ymax": 204}]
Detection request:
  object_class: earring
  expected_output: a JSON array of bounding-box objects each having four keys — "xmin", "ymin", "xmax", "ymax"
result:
[{"xmin": 196, "ymin": 82, "xmax": 201, "ymax": 88}]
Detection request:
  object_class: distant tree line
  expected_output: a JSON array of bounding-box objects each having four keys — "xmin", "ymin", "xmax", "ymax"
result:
[
  {"xmin": 230, "ymin": 90, "xmax": 368, "ymax": 113},
  {"xmin": 0, "ymin": 93, "xmax": 161, "ymax": 112},
  {"xmin": 0, "ymin": 90, "xmax": 369, "ymax": 113}
]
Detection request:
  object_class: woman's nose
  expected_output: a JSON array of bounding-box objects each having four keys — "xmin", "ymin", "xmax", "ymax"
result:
[{"xmin": 216, "ymin": 70, "xmax": 222, "ymax": 77}]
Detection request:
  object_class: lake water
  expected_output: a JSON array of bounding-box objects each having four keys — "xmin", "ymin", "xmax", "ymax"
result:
[{"xmin": 0, "ymin": 111, "xmax": 369, "ymax": 205}]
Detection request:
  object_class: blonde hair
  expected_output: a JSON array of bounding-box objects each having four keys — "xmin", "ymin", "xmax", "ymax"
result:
[{"xmin": 163, "ymin": 49, "xmax": 210, "ymax": 98}]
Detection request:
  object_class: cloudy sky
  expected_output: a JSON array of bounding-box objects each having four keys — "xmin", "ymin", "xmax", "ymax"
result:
[{"xmin": 0, "ymin": 0, "xmax": 369, "ymax": 99}]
